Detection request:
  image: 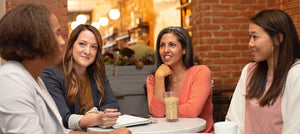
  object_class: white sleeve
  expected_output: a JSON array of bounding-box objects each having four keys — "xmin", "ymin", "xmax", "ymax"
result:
[
  {"xmin": 68, "ymin": 114, "xmax": 84, "ymax": 131},
  {"xmin": 0, "ymin": 76, "xmax": 44, "ymax": 134},
  {"xmin": 65, "ymin": 128, "xmax": 71, "ymax": 134},
  {"xmin": 225, "ymin": 63, "xmax": 249, "ymax": 134},
  {"xmin": 282, "ymin": 62, "xmax": 300, "ymax": 134},
  {"xmin": 67, "ymin": 107, "xmax": 98, "ymax": 131}
]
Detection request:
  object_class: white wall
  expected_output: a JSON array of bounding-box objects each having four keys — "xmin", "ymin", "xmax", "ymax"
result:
[
  {"xmin": 0, "ymin": 0, "xmax": 5, "ymax": 66},
  {"xmin": 153, "ymin": 0, "xmax": 181, "ymax": 50}
]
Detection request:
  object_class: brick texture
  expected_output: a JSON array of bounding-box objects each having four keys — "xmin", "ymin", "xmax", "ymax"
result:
[
  {"xmin": 268, "ymin": 0, "xmax": 300, "ymax": 37},
  {"xmin": 5, "ymin": 0, "xmax": 69, "ymax": 41},
  {"xmin": 192, "ymin": 0, "xmax": 300, "ymax": 90}
]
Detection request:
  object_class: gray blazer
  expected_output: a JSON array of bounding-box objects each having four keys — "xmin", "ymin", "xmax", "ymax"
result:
[{"xmin": 41, "ymin": 65, "xmax": 119, "ymax": 130}]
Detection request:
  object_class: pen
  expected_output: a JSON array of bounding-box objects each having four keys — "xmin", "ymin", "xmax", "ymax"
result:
[{"xmin": 103, "ymin": 109, "xmax": 118, "ymax": 114}]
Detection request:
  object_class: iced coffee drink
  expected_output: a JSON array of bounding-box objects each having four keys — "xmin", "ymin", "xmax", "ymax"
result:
[{"xmin": 163, "ymin": 91, "xmax": 179, "ymax": 122}]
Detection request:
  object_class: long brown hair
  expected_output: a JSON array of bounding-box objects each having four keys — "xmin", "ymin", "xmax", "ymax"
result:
[
  {"xmin": 63, "ymin": 24, "xmax": 106, "ymax": 107},
  {"xmin": 246, "ymin": 9, "xmax": 300, "ymax": 106}
]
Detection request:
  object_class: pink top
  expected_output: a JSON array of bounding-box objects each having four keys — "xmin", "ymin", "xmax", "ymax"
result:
[
  {"xmin": 146, "ymin": 65, "xmax": 214, "ymax": 133},
  {"xmin": 245, "ymin": 63, "xmax": 283, "ymax": 134}
]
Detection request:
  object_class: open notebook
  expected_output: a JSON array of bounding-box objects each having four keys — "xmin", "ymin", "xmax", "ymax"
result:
[{"xmin": 112, "ymin": 114, "xmax": 152, "ymax": 128}]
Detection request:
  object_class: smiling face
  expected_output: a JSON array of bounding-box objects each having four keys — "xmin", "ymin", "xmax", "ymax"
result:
[
  {"xmin": 72, "ymin": 30, "xmax": 98, "ymax": 70},
  {"xmin": 248, "ymin": 22, "xmax": 274, "ymax": 64},
  {"xmin": 159, "ymin": 33, "xmax": 186, "ymax": 68}
]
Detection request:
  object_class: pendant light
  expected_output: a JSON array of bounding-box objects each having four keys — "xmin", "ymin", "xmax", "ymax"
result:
[
  {"xmin": 99, "ymin": 17, "xmax": 109, "ymax": 26},
  {"xmin": 109, "ymin": 9, "xmax": 120, "ymax": 20}
]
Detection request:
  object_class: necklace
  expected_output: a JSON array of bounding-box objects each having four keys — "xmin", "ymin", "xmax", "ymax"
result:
[{"xmin": 170, "ymin": 70, "xmax": 187, "ymax": 83}]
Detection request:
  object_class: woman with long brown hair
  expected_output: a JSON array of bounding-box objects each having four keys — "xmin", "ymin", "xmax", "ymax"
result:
[
  {"xmin": 41, "ymin": 24, "xmax": 120, "ymax": 131},
  {"xmin": 0, "ymin": 3, "xmax": 130, "ymax": 134},
  {"xmin": 226, "ymin": 9, "xmax": 300, "ymax": 134}
]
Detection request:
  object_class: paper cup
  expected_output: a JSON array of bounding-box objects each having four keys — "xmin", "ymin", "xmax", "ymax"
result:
[{"xmin": 214, "ymin": 121, "xmax": 237, "ymax": 134}]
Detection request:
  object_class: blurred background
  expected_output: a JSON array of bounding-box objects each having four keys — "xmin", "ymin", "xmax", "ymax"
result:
[{"xmin": 1, "ymin": 0, "xmax": 300, "ymax": 91}]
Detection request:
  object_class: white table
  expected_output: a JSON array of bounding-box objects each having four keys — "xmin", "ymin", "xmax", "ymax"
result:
[{"xmin": 87, "ymin": 117, "xmax": 206, "ymax": 134}]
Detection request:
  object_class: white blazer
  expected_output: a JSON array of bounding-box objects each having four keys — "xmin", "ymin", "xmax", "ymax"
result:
[{"xmin": 0, "ymin": 61, "xmax": 69, "ymax": 134}]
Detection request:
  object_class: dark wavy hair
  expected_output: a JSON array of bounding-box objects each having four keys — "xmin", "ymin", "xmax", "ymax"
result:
[
  {"xmin": 62, "ymin": 24, "xmax": 105, "ymax": 107},
  {"xmin": 246, "ymin": 9, "xmax": 300, "ymax": 106},
  {"xmin": 151, "ymin": 26, "xmax": 194, "ymax": 90},
  {"xmin": 0, "ymin": 3, "xmax": 57, "ymax": 62}
]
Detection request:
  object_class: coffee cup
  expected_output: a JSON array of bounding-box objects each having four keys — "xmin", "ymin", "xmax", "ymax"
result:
[
  {"xmin": 163, "ymin": 91, "xmax": 179, "ymax": 122},
  {"xmin": 214, "ymin": 121, "xmax": 237, "ymax": 134}
]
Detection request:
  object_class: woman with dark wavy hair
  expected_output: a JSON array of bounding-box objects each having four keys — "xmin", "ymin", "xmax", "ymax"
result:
[
  {"xmin": 41, "ymin": 24, "xmax": 120, "ymax": 131},
  {"xmin": 146, "ymin": 26, "xmax": 214, "ymax": 133},
  {"xmin": 226, "ymin": 9, "xmax": 300, "ymax": 134}
]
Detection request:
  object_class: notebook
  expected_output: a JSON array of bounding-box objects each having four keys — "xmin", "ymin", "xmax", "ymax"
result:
[{"xmin": 112, "ymin": 114, "xmax": 152, "ymax": 128}]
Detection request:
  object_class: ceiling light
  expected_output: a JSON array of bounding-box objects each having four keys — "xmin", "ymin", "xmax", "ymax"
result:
[
  {"xmin": 99, "ymin": 17, "xmax": 109, "ymax": 26},
  {"xmin": 76, "ymin": 14, "xmax": 87, "ymax": 24},
  {"xmin": 71, "ymin": 21, "xmax": 80, "ymax": 29},
  {"xmin": 109, "ymin": 9, "xmax": 120, "ymax": 20},
  {"xmin": 91, "ymin": 22, "xmax": 100, "ymax": 29}
]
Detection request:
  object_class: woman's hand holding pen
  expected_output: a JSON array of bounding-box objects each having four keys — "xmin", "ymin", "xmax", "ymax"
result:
[
  {"xmin": 78, "ymin": 108, "xmax": 120, "ymax": 129},
  {"xmin": 98, "ymin": 109, "xmax": 120, "ymax": 127}
]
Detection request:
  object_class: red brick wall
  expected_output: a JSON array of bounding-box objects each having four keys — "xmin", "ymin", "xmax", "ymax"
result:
[
  {"xmin": 192, "ymin": 0, "xmax": 300, "ymax": 90},
  {"xmin": 268, "ymin": 0, "xmax": 300, "ymax": 37},
  {"xmin": 5, "ymin": 0, "xmax": 69, "ymax": 41},
  {"xmin": 191, "ymin": 0, "xmax": 267, "ymax": 89}
]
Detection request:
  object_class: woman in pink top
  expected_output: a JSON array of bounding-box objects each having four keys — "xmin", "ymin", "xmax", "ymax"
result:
[
  {"xmin": 146, "ymin": 26, "xmax": 214, "ymax": 133},
  {"xmin": 226, "ymin": 9, "xmax": 300, "ymax": 134}
]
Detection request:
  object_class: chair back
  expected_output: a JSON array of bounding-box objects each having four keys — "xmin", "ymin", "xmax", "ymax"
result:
[{"xmin": 212, "ymin": 95, "xmax": 232, "ymax": 122}]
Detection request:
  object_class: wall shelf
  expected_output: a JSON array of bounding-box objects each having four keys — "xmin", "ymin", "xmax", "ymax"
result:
[
  {"xmin": 115, "ymin": 34, "xmax": 130, "ymax": 41},
  {"xmin": 184, "ymin": 26, "xmax": 192, "ymax": 30},
  {"xmin": 127, "ymin": 22, "xmax": 149, "ymax": 44},
  {"xmin": 103, "ymin": 27, "xmax": 118, "ymax": 53},
  {"xmin": 103, "ymin": 43, "xmax": 114, "ymax": 48},
  {"xmin": 127, "ymin": 41, "xmax": 138, "ymax": 45},
  {"xmin": 127, "ymin": 22, "xmax": 149, "ymax": 31},
  {"xmin": 177, "ymin": 0, "xmax": 192, "ymax": 36},
  {"xmin": 102, "ymin": 33, "xmax": 116, "ymax": 39},
  {"xmin": 116, "ymin": 33, "xmax": 130, "ymax": 48},
  {"xmin": 176, "ymin": 2, "xmax": 191, "ymax": 10}
]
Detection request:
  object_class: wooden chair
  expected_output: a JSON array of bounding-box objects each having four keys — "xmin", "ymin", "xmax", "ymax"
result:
[{"xmin": 212, "ymin": 95, "xmax": 232, "ymax": 122}]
